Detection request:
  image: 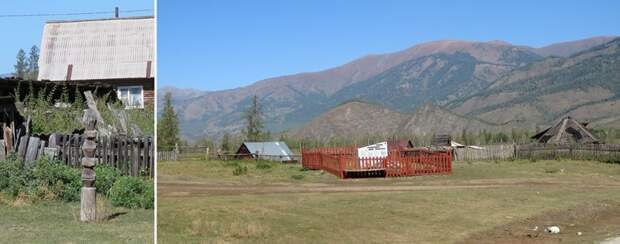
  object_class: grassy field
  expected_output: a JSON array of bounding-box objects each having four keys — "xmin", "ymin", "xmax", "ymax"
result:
[
  {"xmin": 158, "ymin": 159, "xmax": 620, "ymax": 243},
  {"xmin": 0, "ymin": 194, "xmax": 154, "ymax": 243}
]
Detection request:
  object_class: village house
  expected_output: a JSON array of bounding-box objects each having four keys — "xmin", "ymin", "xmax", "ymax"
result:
[
  {"xmin": 235, "ymin": 141, "xmax": 296, "ymax": 162},
  {"xmin": 37, "ymin": 16, "xmax": 155, "ymax": 109}
]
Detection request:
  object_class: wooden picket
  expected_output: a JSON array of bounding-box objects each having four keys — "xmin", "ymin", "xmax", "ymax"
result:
[
  {"xmin": 0, "ymin": 133, "xmax": 153, "ymax": 177},
  {"xmin": 453, "ymin": 144, "xmax": 515, "ymax": 161},
  {"xmin": 515, "ymin": 143, "xmax": 620, "ymax": 162},
  {"xmin": 302, "ymin": 147, "xmax": 452, "ymax": 179}
]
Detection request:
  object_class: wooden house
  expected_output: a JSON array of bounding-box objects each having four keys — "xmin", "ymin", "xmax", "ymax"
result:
[{"xmin": 38, "ymin": 16, "xmax": 154, "ymax": 109}]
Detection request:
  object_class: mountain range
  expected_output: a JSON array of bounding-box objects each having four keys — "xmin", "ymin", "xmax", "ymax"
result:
[{"xmin": 159, "ymin": 36, "xmax": 619, "ymax": 141}]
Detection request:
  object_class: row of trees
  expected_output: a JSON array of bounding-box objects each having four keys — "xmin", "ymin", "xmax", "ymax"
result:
[
  {"xmin": 14, "ymin": 46, "xmax": 40, "ymax": 80},
  {"xmin": 158, "ymin": 93, "xmax": 269, "ymax": 151}
]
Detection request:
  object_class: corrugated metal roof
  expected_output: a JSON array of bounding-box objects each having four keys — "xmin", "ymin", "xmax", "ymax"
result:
[
  {"xmin": 38, "ymin": 16, "xmax": 154, "ymax": 81},
  {"xmin": 243, "ymin": 141, "xmax": 295, "ymax": 161}
]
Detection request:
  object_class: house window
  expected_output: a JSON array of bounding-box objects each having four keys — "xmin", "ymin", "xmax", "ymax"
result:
[{"xmin": 117, "ymin": 86, "xmax": 144, "ymax": 109}]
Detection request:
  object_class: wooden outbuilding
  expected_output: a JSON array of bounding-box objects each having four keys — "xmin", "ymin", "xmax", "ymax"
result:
[{"xmin": 235, "ymin": 141, "xmax": 296, "ymax": 162}]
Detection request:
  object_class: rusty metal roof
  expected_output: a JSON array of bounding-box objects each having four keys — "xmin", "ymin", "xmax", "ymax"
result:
[{"xmin": 38, "ymin": 16, "xmax": 154, "ymax": 81}]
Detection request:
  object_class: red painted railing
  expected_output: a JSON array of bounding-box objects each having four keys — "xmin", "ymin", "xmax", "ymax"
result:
[{"xmin": 302, "ymin": 147, "xmax": 452, "ymax": 179}]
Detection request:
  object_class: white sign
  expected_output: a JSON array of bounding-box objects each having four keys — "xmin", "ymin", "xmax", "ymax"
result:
[{"xmin": 357, "ymin": 141, "xmax": 388, "ymax": 158}]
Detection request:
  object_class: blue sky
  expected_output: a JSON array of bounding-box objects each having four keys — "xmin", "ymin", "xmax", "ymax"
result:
[
  {"xmin": 159, "ymin": 0, "xmax": 620, "ymax": 91},
  {"xmin": 0, "ymin": 0, "xmax": 153, "ymax": 76}
]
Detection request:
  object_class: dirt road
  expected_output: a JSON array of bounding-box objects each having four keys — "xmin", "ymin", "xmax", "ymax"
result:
[{"xmin": 158, "ymin": 179, "xmax": 620, "ymax": 197}]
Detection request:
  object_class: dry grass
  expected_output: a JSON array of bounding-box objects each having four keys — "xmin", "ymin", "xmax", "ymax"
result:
[{"xmin": 158, "ymin": 159, "xmax": 620, "ymax": 243}]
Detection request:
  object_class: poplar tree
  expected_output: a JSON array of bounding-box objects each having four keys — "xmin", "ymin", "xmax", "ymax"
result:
[
  {"xmin": 158, "ymin": 92, "xmax": 180, "ymax": 150},
  {"xmin": 14, "ymin": 49, "xmax": 27, "ymax": 79},
  {"xmin": 26, "ymin": 45, "xmax": 39, "ymax": 80},
  {"xmin": 243, "ymin": 95, "xmax": 264, "ymax": 141},
  {"xmin": 220, "ymin": 132, "xmax": 231, "ymax": 153}
]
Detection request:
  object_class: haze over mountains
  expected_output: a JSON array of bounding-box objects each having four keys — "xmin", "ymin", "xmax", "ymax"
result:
[{"xmin": 159, "ymin": 36, "xmax": 619, "ymax": 141}]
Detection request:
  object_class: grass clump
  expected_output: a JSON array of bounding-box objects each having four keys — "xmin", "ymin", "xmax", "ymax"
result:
[
  {"xmin": 256, "ymin": 161, "xmax": 272, "ymax": 169},
  {"xmin": 232, "ymin": 165, "xmax": 248, "ymax": 176},
  {"xmin": 109, "ymin": 176, "xmax": 154, "ymax": 209},
  {"xmin": 290, "ymin": 174, "xmax": 305, "ymax": 180}
]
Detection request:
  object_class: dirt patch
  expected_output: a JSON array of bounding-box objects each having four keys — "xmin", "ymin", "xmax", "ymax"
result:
[{"xmin": 458, "ymin": 201, "xmax": 620, "ymax": 244}]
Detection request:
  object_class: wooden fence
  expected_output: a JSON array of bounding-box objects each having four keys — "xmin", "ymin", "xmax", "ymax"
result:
[
  {"xmin": 301, "ymin": 147, "xmax": 452, "ymax": 179},
  {"xmin": 0, "ymin": 134, "xmax": 154, "ymax": 177},
  {"xmin": 515, "ymin": 143, "xmax": 620, "ymax": 162},
  {"xmin": 453, "ymin": 144, "xmax": 515, "ymax": 161},
  {"xmin": 451, "ymin": 143, "xmax": 620, "ymax": 162},
  {"xmin": 158, "ymin": 150, "xmax": 177, "ymax": 161}
]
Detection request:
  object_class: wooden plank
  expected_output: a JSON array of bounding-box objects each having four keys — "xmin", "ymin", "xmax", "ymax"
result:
[
  {"xmin": 0, "ymin": 139, "xmax": 5, "ymax": 161},
  {"xmin": 17, "ymin": 135, "xmax": 29, "ymax": 160},
  {"xmin": 130, "ymin": 137, "xmax": 137, "ymax": 176},
  {"xmin": 37, "ymin": 140, "xmax": 46, "ymax": 160},
  {"xmin": 142, "ymin": 137, "xmax": 148, "ymax": 174},
  {"xmin": 25, "ymin": 137, "xmax": 40, "ymax": 166},
  {"xmin": 48, "ymin": 133, "xmax": 58, "ymax": 148},
  {"xmin": 149, "ymin": 137, "xmax": 154, "ymax": 177}
]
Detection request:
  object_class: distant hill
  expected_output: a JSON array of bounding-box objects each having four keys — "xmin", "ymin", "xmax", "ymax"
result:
[
  {"xmin": 160, "ymin": 36, "xmax": 619, "ymax": 141},
  {"xmin": 287, "ymin": 101, "xmax": 409, "ymax": 140},
  {"xmin": 447, "ymin": 37, "xmax": 620, "ymax": 128},
  {"xmin": 288, "ymin": 101, "xmax": 504, "ymax": 141},
  {"xmin": 531, "ymin": 36, "xmax": 618, "ymax": 57}
]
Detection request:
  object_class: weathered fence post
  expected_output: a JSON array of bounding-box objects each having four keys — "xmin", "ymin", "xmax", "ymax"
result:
[
  {"xmin": 80, "ymin": 109, "xmax": 98, "ymax": 222},
  {"xmin": 174, "ymin": 143, "xmax": 179, "ymax": 161}
]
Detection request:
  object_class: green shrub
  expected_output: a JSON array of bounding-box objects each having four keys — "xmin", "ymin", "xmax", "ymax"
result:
[
  {"xmin": 141, "ymin": 180, "xmax": 154, "ymax": 209},
  {"xmin": 0, "ymin": 157, "xmax": 23, "ymax": 191},
  {"xmin": 31, "ymin": 158, "xmax": 81, "ymax": 201},
  {"xmin": 256, "ymin": 161, "xmax": 272, "ymax": 169},
  {"xmin": 109, "ymin": 176, "xmax": 153, "ymax": 209},
  {"xmin": 95, "ymin": 165, "xmax": 121, "ymax": 196},
  {"xmin": 0, "ymin": 158, "xmax": 32, "ymax": 197},
  {"xmin": 604, "ymin": 159, "xmax": 620, "ymax": 164},
  {"xmin": 232, "ymin": 165, "xmax": 248, "ymax": 176}
]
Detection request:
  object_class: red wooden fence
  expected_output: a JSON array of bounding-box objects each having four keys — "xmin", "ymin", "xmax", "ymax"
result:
[{"xmin": 301, "ymin": 147, "xmax": 452, "ymax": 179}]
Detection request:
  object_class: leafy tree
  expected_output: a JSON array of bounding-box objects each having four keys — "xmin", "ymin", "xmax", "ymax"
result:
[
  {"xmin": 157, "ymin": 92, "xmax": 180, "ymax": 150},
  {"xmin": 26, "ymin": 45, "xmax": 39, "ymax": 80},
  {"xmin": 14, "ymin": 49, "xmax": 27, "ymax": 79},
  {"xmin": 220, "ymin": 132, "xmax": 231, "ymax": 153},
  {"xmin": 243, "ymin": 95, "xmax": 264, "ymax": 141}
]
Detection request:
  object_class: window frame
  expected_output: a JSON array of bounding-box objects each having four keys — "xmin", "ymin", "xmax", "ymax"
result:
[{"xmin": 116, "ymin": 85, "xmax": 144, "ymax": 109}]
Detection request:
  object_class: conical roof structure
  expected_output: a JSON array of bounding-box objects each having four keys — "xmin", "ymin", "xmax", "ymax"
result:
[{"xmin": 531, "ymin": 116, "xmax": 598, "ymax": 144}]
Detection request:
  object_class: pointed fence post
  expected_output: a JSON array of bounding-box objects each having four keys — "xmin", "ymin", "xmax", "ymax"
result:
[{"xmin": 80, "ymin": 109, "xmax": 98, "ymax": 222}]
